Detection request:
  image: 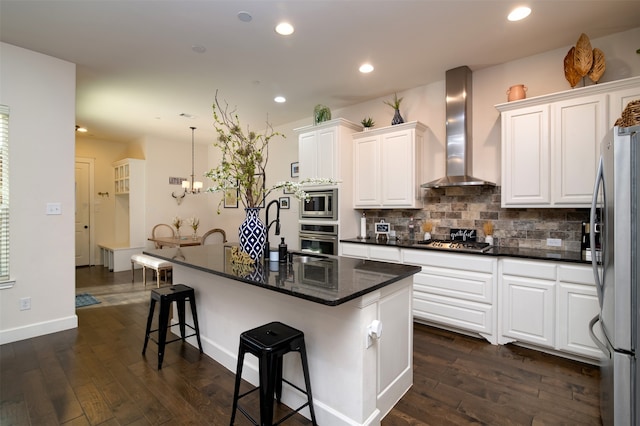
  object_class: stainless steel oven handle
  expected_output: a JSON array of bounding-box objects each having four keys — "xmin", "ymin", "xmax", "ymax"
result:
[{"xmin": 299, "ymin": 233, "xmax": 337, "ymax": 242}]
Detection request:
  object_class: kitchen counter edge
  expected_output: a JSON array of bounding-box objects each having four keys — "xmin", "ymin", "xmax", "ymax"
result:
[{"xmin": 340, "ymin": 238, "xmax": 590, "ymax": 264}]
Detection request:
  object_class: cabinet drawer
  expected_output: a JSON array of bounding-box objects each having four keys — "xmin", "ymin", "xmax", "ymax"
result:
[
  {"xmin": 403, "ymin": 249, "xmax": 495, "ymax": 273},
  {"xmin": 370, "ymin": 246, "xmax": 401, "ymax": 263},
  {"xmin": 414, "ymin": 268, "xmax": 493, "ymax": 304},
  {"xmin": 413, "ymin": 292, "xmax": 493, "ymax": 335},
  {"xmin": 501, "ymin": 259, "xmax": 556, "ymax": 280},
  {"xmin": 340, "ymin": 243, "xmax": 369, "ymax": 259},
  {"xmin": 558, "ymin": 264, "xmax": 594, "ymax": 286}
]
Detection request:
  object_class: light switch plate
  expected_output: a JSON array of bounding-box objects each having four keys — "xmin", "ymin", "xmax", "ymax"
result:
[{"xmin": 46, "ymin": 202, "xmax": 61, "ymax": 215}]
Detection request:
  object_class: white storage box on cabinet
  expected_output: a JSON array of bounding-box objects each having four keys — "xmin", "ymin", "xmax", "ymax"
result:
[
  {"xmin": 353, "ymin": 121, "xmax": 427, "ymax": 209},
  {"xmin": 500, "ymin": 259, "xmax": 556, "ymax": 348},
  {"xmin": 403, "ymin": 249, "xmax": 498, "ymax": 344}
]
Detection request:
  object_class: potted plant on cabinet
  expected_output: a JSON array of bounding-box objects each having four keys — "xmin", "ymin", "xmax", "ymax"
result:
[
  {"xmin": 384, "ymin": 93, "xmax": 404, "ymax": 125},
  {"xmin": 361, "ymin": 117, "xmax": 375, "ymax": 130}
]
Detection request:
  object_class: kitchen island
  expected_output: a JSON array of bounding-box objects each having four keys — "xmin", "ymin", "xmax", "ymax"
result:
[{"xmin": 144, "ymin": 244, "xmax": 421, "ymax": 426}]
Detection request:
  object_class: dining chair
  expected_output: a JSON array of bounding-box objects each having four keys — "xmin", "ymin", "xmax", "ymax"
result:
[
  {"xmin": 152, "ymin": 223, "xmax": 175, "ymax": 249},
  {"xmin": 201, "ymin": 228, "xmax": 227, "ymax": 245}
]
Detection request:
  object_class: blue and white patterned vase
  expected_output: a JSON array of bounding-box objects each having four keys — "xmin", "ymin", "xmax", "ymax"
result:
[
  {"xmin": 392, "ymin": 109, "xmax": 404, "ymax": 125},
  {"xmin": 239, "ymin": 207, "xmax": 266, "ymax": 261}
]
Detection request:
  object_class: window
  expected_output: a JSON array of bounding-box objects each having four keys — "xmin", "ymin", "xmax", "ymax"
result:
[{"xmin": 0, "ymin": 104, "xmax": 10, "ymax": 283}]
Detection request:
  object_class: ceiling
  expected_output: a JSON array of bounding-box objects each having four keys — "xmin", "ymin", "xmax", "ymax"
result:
[{"xmin": 2, "ymin": 1, "xmax": 639, "ymax": 145}]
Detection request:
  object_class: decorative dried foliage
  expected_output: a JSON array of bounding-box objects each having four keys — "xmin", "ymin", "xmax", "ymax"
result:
[
  {"xmin": 564, "ymin": 47, "xmax": 581, "ymax": 88},
  {"xmin": 574, "ymin": 33, "xmax": 593, "ymax": 76},
  {"xmin": 588, "ymin": 48, "xmax": 606, "ymax": 83},
  {"xmin": 563, "ymin": 33, "xmax": 606, "ymax": 88}
]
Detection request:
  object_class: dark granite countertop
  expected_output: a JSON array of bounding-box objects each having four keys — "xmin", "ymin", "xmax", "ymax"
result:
[
  {"xmin": 144, "ymin": 244, "xmax": 421, "ymax": 306},
  {"xmin": 340, "ymin": 238, "xmax": 589, "ymax": 264}
]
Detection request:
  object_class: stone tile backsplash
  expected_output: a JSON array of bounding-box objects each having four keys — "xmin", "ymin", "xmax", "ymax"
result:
[{"xmin": 363, "ymin": 186, "xmax": 588, "ymax": 252}]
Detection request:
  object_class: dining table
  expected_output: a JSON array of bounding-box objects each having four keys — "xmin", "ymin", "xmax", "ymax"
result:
[{"xmin": 148, "ymin": 235, "xmax": 202, "ymax": 248}]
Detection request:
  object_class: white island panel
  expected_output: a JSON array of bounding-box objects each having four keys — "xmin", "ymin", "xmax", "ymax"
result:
[{"xmin": 173, "ymin": 263, "xmax": 414, "ymax": 426}]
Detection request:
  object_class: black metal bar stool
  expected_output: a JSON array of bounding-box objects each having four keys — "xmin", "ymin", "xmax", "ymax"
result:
[
  {"xmin": 230, "ymin": 321, "xmax": 318, "ymax": 426},
  {"xmin": 142, "ymin": 284, "xmax": 203, "ymax": 369}
]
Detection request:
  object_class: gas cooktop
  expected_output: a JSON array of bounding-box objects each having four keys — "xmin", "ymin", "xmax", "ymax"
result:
[{"xmin": 415, "ymin": 239, "xmax": 492, "ymax": 253}]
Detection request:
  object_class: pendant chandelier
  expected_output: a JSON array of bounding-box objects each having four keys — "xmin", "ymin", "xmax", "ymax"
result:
[{"xmin": 172, "ymin": 126, "xmax": 203, "ymax": 203}]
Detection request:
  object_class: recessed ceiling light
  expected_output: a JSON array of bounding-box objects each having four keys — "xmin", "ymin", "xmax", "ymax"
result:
[
  {"xmin": 275, "ymin": 22, "xmax": 294, "ymax": 36},
  {"xmin": 238, "ymin": 11, "xmax": 253, "ymax": 22},
  {"xmin": 274, "ymin": 96, "xmax": 286, "ymax": 103},
  {"xmin": 508, "ymin": 6, "xmax": 531, "ymax": 21},
  {"xmin": 359, "ymin": 63, "xmax": 374, "ymax": 73},
  {"xmin": 192, "ymin": 44, "xmax": 206, "ymax": 54},
  {"xmin": 75, "ymin": 125, "xmax": 87, "ymax": 132}
]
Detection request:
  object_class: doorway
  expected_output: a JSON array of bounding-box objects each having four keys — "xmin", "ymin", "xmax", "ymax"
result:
[{"xmin": 75, "ymin": 158, "xmax": 95, "ymax": 266}]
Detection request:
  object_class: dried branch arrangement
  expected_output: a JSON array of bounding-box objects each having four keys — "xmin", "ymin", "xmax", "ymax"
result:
[
  {"xmin": 483, "ymin": 221, "xmax": 494, "ymax": 236},
  {"xmin": 564, "ymin": 33, "xmax": 606, "ymax": 88}
]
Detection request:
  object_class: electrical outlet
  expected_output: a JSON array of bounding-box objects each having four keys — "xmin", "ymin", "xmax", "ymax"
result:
[
  {"xmin": 46, "ymin": 202, "xmax": 62, "ymax": 215},
  {"xmin": 546, "ymin": 238, "xmax": 562, "ymax": 247},
  {"xmin": 20, "ymin": 297, "xmax": 31, "ymax": 311}
]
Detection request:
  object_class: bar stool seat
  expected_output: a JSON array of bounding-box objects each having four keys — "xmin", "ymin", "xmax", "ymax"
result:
[
  {"xmin": 142, "ymin": 284, "xmax": 203, "ymax": 369},
  {"xmin": 230, "ymin": 321, "xmax": 318, "ymax": 426}
]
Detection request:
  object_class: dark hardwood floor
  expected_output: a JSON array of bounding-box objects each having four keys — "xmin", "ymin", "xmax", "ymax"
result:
[{"xmin": 0, "ymin": 266, "xmax": 602, "ymax": 425}]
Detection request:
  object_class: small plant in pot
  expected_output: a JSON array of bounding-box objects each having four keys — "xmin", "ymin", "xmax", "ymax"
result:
[
  {"xmin": 384, "ymin": 93, "xmax": 404, "ymax": 125},
  {"xmin": 361, "ymin": 117, "xmax": 375, "ymax": 130}
]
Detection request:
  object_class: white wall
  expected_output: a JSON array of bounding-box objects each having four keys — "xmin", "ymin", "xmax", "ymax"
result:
[{"xmin": 0, "ymin": 43, "xmax": 77, "ymax": 344}]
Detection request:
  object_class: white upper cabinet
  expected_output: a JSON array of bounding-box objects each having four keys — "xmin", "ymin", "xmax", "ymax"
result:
[
  {"xmin": 353, "ymin": 121, "xmax": 427, "ymax": 209},
  {"xmin": 497, "ymin": 75, "xmax": 640, "ymax": 208},
  {"xmin": 552, "ymin": 93, "xmax": 607, "ymax": 206},
  {"xmin": 501, "ymin": 104, "xmax": 551, "ymax": 205},
  {"xmin": 295, "ymin": 118, "xmax": 361, "ymax": 183}
]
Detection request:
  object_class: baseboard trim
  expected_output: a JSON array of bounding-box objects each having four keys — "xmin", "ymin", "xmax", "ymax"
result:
[{"xmin": 0, "ymin": 315, "xmax": 78, "ymax": 344}]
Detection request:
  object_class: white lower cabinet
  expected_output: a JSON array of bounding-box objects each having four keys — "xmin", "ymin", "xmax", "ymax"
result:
[
  {"xmin": 499, "ymin": 259, "xmax": 601, "ymax": 360},
  {"xmin": 340, "ymin": 244, "xmax": 601, "ymax": 361},
  {"xmin": 500, "ymin": 260, "xmax": 556, "ymax": 347},
  {"xmin": 557, "ymin": 264, "xmax": 603, "ymax": 359},
  {"xmin": 403, "ymin": 249, "xmax": 497, "ymax": 344}
]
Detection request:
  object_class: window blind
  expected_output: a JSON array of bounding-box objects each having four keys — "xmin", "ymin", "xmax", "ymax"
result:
[{"xmin": 0, "ymin": 105, "xmax": 10, "ymax": 281}]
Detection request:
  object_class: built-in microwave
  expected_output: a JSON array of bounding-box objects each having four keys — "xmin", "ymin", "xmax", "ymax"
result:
[{"xmin": 300, "ymin": 189, "xmax": 337, "ymax": 220}]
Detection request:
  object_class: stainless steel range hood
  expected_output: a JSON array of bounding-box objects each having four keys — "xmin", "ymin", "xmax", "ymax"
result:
[{"xmin": 421, "ymin": 66, "xmax": 496, "ymax": 188}]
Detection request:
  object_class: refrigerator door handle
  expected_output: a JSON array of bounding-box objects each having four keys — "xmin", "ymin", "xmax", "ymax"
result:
[
  {"xmin": 590, "ymin": 156, "xmax": 604, "ymax": 308},
  {"xmin": 589, "ymin": 314, "xmax": 609, "ymax": 358}
]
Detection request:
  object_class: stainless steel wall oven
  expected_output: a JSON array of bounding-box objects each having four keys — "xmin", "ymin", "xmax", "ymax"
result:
[{"xmin": 299, "ymin": 223, "xmax": 338, "ymax": 256}]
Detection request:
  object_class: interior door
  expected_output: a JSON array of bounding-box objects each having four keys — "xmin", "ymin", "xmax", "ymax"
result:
[{"xmin": 75, "ymin": 161, "xmax": 90, "ymax": 266}]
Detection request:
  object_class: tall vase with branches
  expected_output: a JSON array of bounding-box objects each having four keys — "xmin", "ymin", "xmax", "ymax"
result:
[{"xmin": 205, "ymin": 91, "xmax": 336, "ymax": 260}]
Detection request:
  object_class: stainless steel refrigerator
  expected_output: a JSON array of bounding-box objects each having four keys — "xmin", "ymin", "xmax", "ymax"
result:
[{"xmin": 589, "ymin": 125, "xmax": 640, "ymax": 426}]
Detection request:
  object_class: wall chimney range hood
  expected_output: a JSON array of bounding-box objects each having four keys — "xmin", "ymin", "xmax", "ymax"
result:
[{"xmin": 421, "ymin": 66, "xmax": 496, "ymax": 188}]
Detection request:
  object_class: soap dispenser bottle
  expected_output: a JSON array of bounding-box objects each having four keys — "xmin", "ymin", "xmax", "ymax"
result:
[{"xmin": 278, "ymin": 237, "xmax": 288, "ymax": 263}]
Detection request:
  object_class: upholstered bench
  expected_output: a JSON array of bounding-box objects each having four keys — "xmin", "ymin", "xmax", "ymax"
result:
[{"xmin": 131, "ymin": 254, "xmax": 172, "ymax": 288}]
